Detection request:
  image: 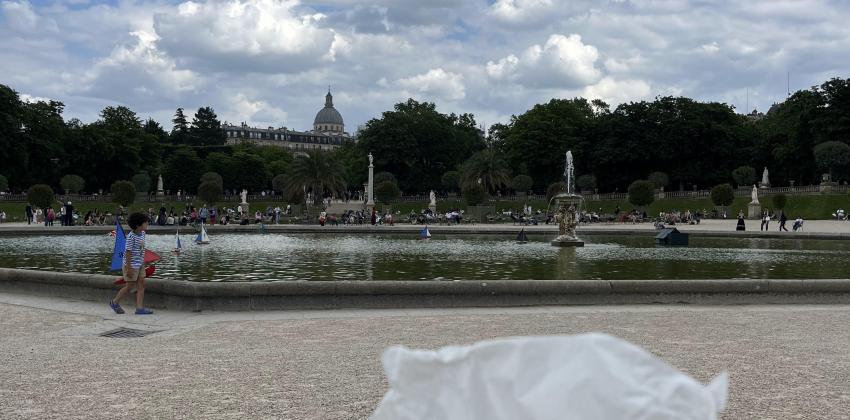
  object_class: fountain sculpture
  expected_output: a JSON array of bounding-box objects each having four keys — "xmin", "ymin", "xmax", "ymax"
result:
[{"xmin": 551, "ymin": 151, "xmax": 584, "ymax": 247}]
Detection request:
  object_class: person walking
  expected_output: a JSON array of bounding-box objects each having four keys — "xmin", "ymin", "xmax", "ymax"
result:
[
  {"xmin": 46, "ymin": 207, "xmax": 55, "ymax": 226},
  {"xmin": 779, "ymin": 211, "xmax": 788, "ymax": 232},
  {"xmin": 25, "ymin": 203, "xmax": 33, "ymax": 225},
  {"xmin": 109, "ymin": 212, "xmax": 153, "ymax": 315},
  {"xmin": 760, "ymin": 212, "xmax": 770, "ymax": 231}
]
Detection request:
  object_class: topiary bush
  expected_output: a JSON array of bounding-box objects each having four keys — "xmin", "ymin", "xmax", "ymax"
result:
[
  {"xmin": 132, "ymin": 172, "xmax": 151, "ymax": 193},
  {"xmin": 374, "ymin": 171, "xmax": 397, "ymax": 186},
  {"xmin": 0, "ymin": 174, "xmax": 10, "ymax": 192},
  {"xmin": 272, "ymin": 174, "xmax": 287, "ymax": 194},
  {"xmin": 511, "ymin": 174, "xmax": 533, "ymax": 194},
  {"xmin": 710, "ymin": 183, "xmax": 735, "ymax": 206},
  {"xmin": 441, "ymin": 171, "xmax": 460, "ymax": 193},
  {"xmin": 462, "ymin": 183, "xmax": 487, "ymax": 206},
  {"xmin": 647, "ymin": 171, "xmax": 669, "ymax": 189},
  {"xmin": 200, "ymin": 171, "xmax": 223, "ymax": 187},
  {"xmin": 375, "ymin": 181, "xmax": 401, "ymax": 203},
  {"xmin": 26, "ymin": 184, "xmax": 54, "ymax": 209},
  {"xmin": 60, "ymin": 174, "xmax": 85, "ymax": 194},
  {"xmin": 110, "ymin": 180, "xmax": 136, "ymax": 207},
  {"xmin": 731, "ymin": 166, "xmax": 756, "ymax": 187},
  {"xmin": 197, "ymin": 181, "xmax": 222, "ymax": 205},
  {"xmin": 627, "ymin": 180, "xmax": 655, "ymax": 207}
]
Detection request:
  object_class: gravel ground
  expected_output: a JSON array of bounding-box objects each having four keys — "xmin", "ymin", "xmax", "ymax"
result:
[{"xmin": 1, "ymin": 297, "xmax": 850, "ymax": 419}]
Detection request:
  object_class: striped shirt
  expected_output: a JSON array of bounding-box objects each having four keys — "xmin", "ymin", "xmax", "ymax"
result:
[{"xmin": 125, "ymin": 231, "xmax": 145, "ymax": 269}]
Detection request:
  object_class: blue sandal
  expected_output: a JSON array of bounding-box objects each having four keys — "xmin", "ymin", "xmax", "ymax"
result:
[
  {"xmin": 135, "ymin": 308, "xmax": 154, "ymax": 315},
  {"xmin": 109, "ymin": 300, "xmax": 125, "ymax": 314}
]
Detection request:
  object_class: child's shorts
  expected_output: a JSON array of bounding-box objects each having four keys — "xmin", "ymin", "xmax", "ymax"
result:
[{"xmin": 122, "ymin": 266, "xmax": 146, "ymax": 283}]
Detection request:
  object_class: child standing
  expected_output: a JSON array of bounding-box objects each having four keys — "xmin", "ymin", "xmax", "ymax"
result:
[{"xmin": 109, "ymin": 212, "xmax": 154, "ymax": 315}]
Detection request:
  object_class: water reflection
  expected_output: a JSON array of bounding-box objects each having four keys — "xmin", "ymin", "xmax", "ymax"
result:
[{"xmin": 0, "ymin": 234, "xmax": 847, "ymax": 281}]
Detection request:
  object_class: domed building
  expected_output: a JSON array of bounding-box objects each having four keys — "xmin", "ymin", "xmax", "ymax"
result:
[
  {"xmin": 222, "ymin": 89, "xmax": 352, "ymax": 152},
  {"xmin": 313, "ymin": 90, "xmax": 345, "ymax": 134}
]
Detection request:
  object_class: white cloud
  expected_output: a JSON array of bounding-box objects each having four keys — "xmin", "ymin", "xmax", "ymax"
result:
[
  {"xmin": 486, "ymin": 34, "xmax": 601, "ymax": 89},
  {"xmin": 582, "ymin": 77, "xmax": 652, "ymax": 105},
  {"xmin": 489, "ymin": 0, "xmax": 554, "ymax": 24},
  {"xmin": 395, "ymin": 68, "xmax": 466, "ymax": 101},
  {"xmin": 221, "ymin": 93, "xmax": 289, "ymax": 128}
]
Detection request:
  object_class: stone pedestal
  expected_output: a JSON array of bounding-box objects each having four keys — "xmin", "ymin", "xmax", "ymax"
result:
[
  {"xmin": 748, "ymin": 202, "xmax": 761, "ymax": 220},
  {"xmin": 239, "ymin": 202, "xmax": 250, "ymax": 217},
  {"xmin": 428, "ymin": 204, "xmax": 437, "ymax": 214},
  {"xmin": 550, "ymin": 237, "xmax": 585, "ymax": 247},
  {"xmin": 366, "ymin": 163, "xmax": 375, "ymax": 213}
]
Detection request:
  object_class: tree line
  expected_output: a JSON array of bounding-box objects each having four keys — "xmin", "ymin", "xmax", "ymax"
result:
[{"xmin": 2, "ymin": 77, "xmax": 849, "ymax": 201}]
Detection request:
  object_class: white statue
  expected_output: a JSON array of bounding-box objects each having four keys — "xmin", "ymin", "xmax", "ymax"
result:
[
  {"xmin": 761, "ymin": 167, "xmax": 770, "ymax": 187},
  {"xmin": 368, "ymin": 153, "xmax": 374, "ymax": 166},
  {"xmin": 240, "ymin": 189, "xmax": 248, "ymax": 203},
  {"xmin": 429, "ymin": 190, "xmax": 436, "ymax": 207},
  {"xmin": 156, "ymin": 174, "xmax": 163, "ymax": 192},
  {"xmin": 750, "ymin": 185, "xmax": 759, "ymax": 204}
]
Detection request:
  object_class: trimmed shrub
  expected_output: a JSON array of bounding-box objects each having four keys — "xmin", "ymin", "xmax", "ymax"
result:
[
  {"xmin": 441, "ymin": 171, "xmax": 460, "ymax": 192},
  {"xmin": 511, "ymin": 174, "xmax": 533, "ymax": 194},
  {"xmin": 110, "ymin": 180, "xmax": 136, "ymax": 207},
  {"xmin": 374, "ymin": 171, "xmax": 397, "ymax": 186},
  {"xmin": 462, "ymin": 183, "xmax": 487, "ymax": 206},
  {"xmin": 60, "ymin": 174, "xmax": 85, "ymax": 194},
  {"xmin": 627, "ymin": 180, "xmax": 655, "ymax": 207},
  {"xmin": 710, "ymin": 183, "xmax": 735, "ymax": 206},
  {"xmin": 200, "ymin": 171, "xmax": 223, "ymax": 187},
  {"xmin": 272, "ymin": 174, "xmax": 287, "ymax": 194},
  {"xmin": 198, "ymin": 181, "xmax": 223, "ymax": 205},
  {"xmin": 0, "ymin": 174, "xmax": 9, "ymax": 192},
  {"xmin": 375, "ymin": 181, "xmax": 401, "ymax": 203},
  {"xmin": 132, "ymin": 172, "xmax": 151, "ymax": 193},
  {"xmin": 546, "ymin": 182, "xmax": 567, "ymax": 200},
  {"xmin": 731, "ymin": 165, "xmax": 756, "ymax": 187},
  {"xmin": 26, "ymin": 184, "xmax": 54, "ymax": 209}
]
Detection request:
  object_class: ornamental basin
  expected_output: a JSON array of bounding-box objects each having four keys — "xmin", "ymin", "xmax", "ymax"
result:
[{"xmin": 0, "ymin": 233, "xmax": 848, "ymax": 281}]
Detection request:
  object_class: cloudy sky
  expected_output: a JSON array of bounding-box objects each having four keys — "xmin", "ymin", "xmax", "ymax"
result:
[{"xmin": 2, "ymin": 0, "xmax": 849, "ymax": 133}]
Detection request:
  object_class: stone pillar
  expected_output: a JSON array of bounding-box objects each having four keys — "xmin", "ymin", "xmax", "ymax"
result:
[
  {"xmin": 748, "ymin": 202, "xmax": 761, "ymax": 220},
  {"xmin": 366, "ymin": 160, "xmax": 375, "ymax": 213}
]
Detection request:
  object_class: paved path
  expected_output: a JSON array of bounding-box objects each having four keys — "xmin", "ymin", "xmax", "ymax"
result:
[{"xmin": 1, "ymin": 292, "xmax": 849, "ymax": 419}]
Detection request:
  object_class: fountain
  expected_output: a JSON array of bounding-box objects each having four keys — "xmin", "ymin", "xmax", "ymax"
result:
[{"xmin": 551, "ymin": 151, "xmax": 584, "ymax": 247}]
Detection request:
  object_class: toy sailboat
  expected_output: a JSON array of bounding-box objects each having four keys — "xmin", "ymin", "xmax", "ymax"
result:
[
  {"xmin": 195, "ymin": 222, "xmax": 210, "ymax": 245},
  {"xmin": 516, "ymin": 228, "xmax": 528, "ymax": 244},
  {"xmin": 420, "ymin": 225, "xmax": 432, "ymax": 240},
  {"xmin": 172, "ymin": 226, "xmax": 182, "ymax": 254}
]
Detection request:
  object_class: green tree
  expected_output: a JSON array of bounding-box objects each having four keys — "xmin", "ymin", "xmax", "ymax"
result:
[
  {"xmin": 511, "ymin": 174, "xmax": 533, "ymax": 194},
  {"xmin": 143, "ymin": 118, "xmax": 169, "ymax": 143},
  {"xmin": 282, "ymin": 150, "xmax": 346, "ymax": 205},
  {"xmin": 26, "ymin": 184, "xmax": 54, "ymax": 209},
  {"xmin": 441, "ymin": 171, "xmax": 460, "ymax": 193},
  {"xmin": 200, "ymin": 171, "xmax": 223, "ymax": 187},
  {"xmin": 59, "ymin": 174, "xmax": 85, "ymax": 194},
  {"xmin": 0, "ymin": 174, "xmax": 8, "ymax": 192},
  {"xmin": 627, "ymin": 180, "xmax": 655, "ymax": 207},
  {"xmin": 132, "ymin": 172, "xmax": 151, "ymax": 193},
  {"xmin": 710, "ymin": 183, "xmax": 735, "ymax": 206},
  {"xmin": 460, "ymin": 148, "xmax": 511, "ymax": 193},
  {"xmin": 462, "ymin": 183, "xmax": 487, "ymax": 206},
  {"xmin": 110, "ymin": 180, "xmax": 136, "ymax": 207},
  {"xmin": 190, "ymin": 106, "xmax": 225, "ymax": 146},
  {"xmin": 499, "ymin": 98, "xmax": 595, "ymax": 190},
  {"xmin": 355, "ymin": 99, "xmax": 485, "ymax": 192},
  {"xmin": 230, "ymin": 151, "xmax": 271, "ymax": 193},
  {"xmin": 171, "ymin": 107, "xmax": 189, "ymax": 144},
  {"xmin": 576, "ymin": 174, "xmax": 596, "ymax": 192},
  {"xmin": 647, "ymin": 171, "xmax": 670, "ymax": 189},
  {"xmin": 772, "ymin": 193, "xmax": 787, "ymax": 210},
  {"xmin": 197, "ymin": 181, "xmax": 223, "ymax": 205},
  {"xmin": 162, "ymin": 147, "xmax": 203, "ymax": 193},
  {"xmin": 205, "ymin": 152, "xmax": 236, "ymax": 190},
  {"xmin": 813, "ymin": 141, "xmax": 850, "ymax": 181},
  {"xmin": 375, "ymin": 181, "xmax": 401, "ymax": 203},
  {"xmin": 731, "ymin": 166, "xmax": 756, "ymax": 187}
]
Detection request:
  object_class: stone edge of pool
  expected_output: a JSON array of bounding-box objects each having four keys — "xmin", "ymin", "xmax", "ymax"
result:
[
  {"xmin": 2, "ymin": 268, "xmax": 850, "ymax": 311},
  {"xmin": 2, "ymin": 224, "xmax": 850, "ymax": 240}
]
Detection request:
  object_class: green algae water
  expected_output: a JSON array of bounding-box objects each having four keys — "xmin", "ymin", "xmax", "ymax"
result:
[{"xmin": 0, "ymin": 234, "xmax": 847, "ymax": 281}]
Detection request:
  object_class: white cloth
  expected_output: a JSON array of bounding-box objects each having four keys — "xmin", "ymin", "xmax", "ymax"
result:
[{"xmin": 371, "ymin": 333, "xmax": 727, "ymax": 420}]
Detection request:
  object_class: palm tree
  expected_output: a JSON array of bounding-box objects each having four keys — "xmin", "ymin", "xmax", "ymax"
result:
[
  {"xmin": 284, "ymin": 150, "xmax": 347, "ymax": 205},
  {"xmin": 459, "ymin": 148, "xmax": 512, "ymax": 193}
]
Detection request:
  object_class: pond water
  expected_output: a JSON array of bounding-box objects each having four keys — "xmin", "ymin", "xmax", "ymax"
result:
[{"xmin": 0, "ymin": 233, "xmax": 846, "ymax": 281}]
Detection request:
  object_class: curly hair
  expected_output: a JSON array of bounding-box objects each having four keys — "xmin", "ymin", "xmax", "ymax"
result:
[{"xmin": 127, "ymin": 212, "xmax": 150, "ymax": 230}]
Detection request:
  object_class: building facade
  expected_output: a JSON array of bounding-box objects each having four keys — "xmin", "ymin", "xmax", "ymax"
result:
[{"xmin": 223, "ymin": 90, "xmax": 350, "ymax": 151}]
